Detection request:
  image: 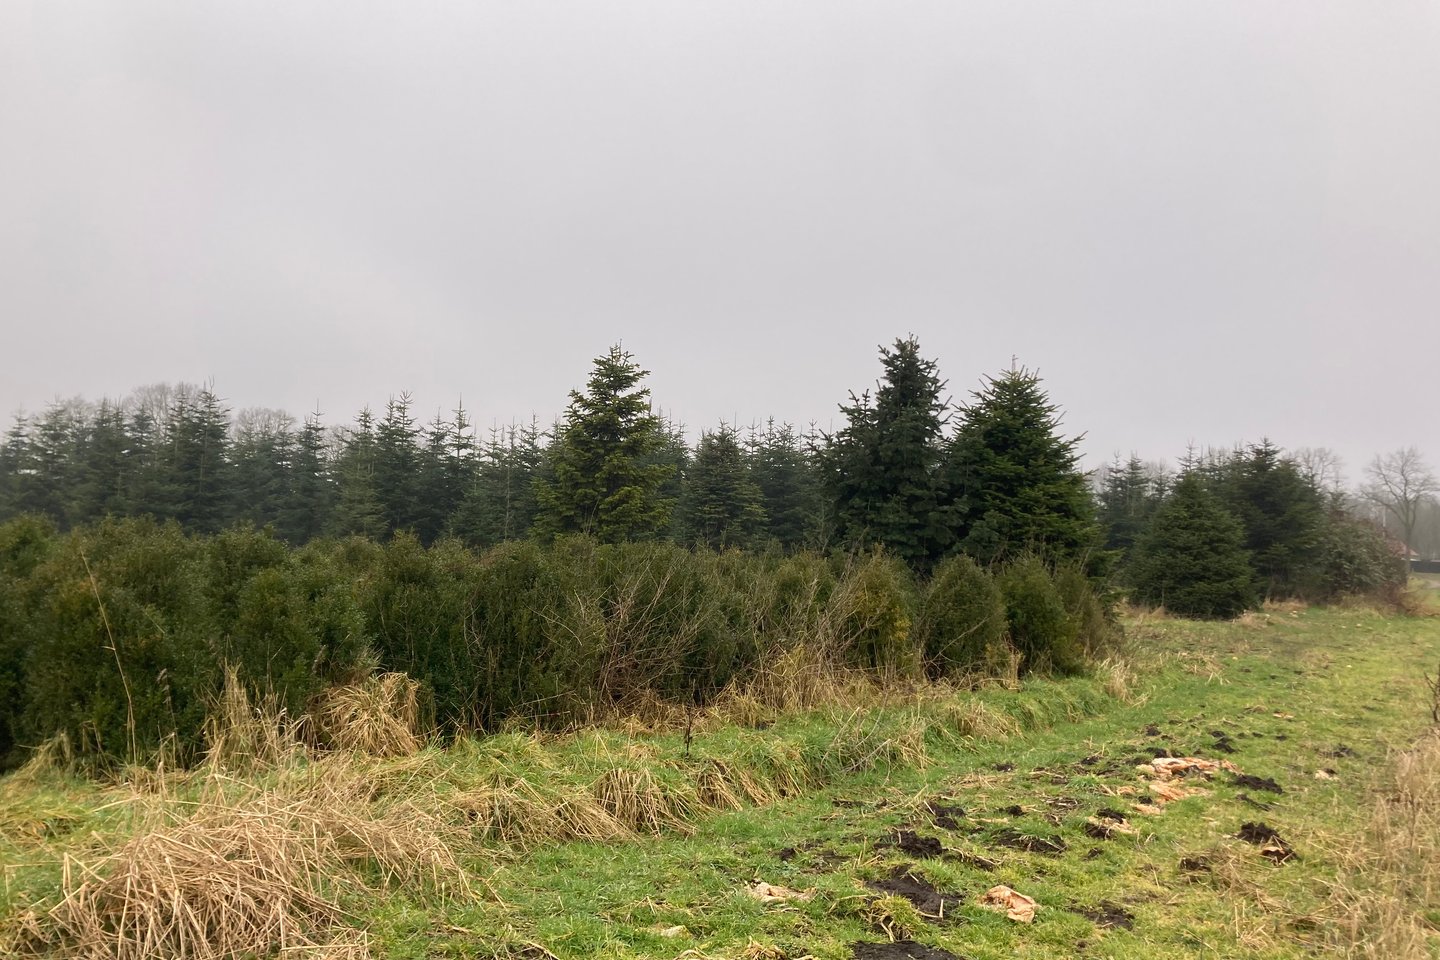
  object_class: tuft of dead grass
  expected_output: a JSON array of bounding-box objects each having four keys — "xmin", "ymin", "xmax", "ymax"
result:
[
  {"xmin": 941, "ymin": 699, "xmax": 1020, "ymax": 741},
  {"xmin": 314, "ymin": 673, "xmax": 424, "ymax": 757},
  {"xmin": 1096, "ymin": 656, "xmax": 1141, "ymax": 704},
  {"xmin": 593, "ymin": 766, "xmax": 697, "ymax": 835},
  {"xmin": 202, "ymin": 668, "xmax": 308, "ymax": 772},
  {"xmin": 47, "ymin": 804, "xmax": 355, "ymax": 960}
]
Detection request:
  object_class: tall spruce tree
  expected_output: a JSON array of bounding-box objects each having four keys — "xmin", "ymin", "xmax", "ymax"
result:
[
  {"xmin": 945, "ymin": 367, "xmax": 1098, "ymax": 567},
  {"xmin": 1129, "ymin": 471, "xmax": 1256, "ymax": 619},
  {"xmin": 1211, "ymin": 440, "xmax": 1324, "ymax": 598},
  {"xmin": 1098, "ymin": 454, "xmax": 1166, "ymax": 555},
  {"xmin": 679, "ymin": 424, "xmax": 766, "ymax": 550},
  {"xmin": 373, "ymin": 394, "xmax": 421, "ymax": 536},
  {"xmin": 821, "ymin": 337, "xmax": 950, "ymax": 567},
  {"xmin": 278, "ymin": 413, "xmax": 334, "ymax": 543},
  {"xmin": 452, "ymin": 420, "xmax": 543, "ymax": 546},
  {"xmin": 72, "ymin": 401, "xmax": 131, "ymax": 524},
  {"xmin": 228, "ymin": 409, "xmax": 295, "ymax": 530},
  {"xmin": 166, "ymin": 386, "xmax": 232, "ymax": 534},
  {"xmin": 533, "ymin": 346, "xmax": 674, "ymax": 543},
  {"xmin": 747, "ymin": 420, "xmax": 821, "ymax": 550},
  {"xmin": 329, "ymin": 408, "xmax": 386, "ymax": 539}
]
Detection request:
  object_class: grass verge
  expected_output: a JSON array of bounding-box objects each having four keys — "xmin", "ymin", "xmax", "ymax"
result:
[{"xmin": 2, "ymin": 604, "xmax": 1437, "ymax": 958}]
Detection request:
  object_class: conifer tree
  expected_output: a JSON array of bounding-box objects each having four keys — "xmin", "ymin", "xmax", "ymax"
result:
[
  {"xmin": 533, "ymin": 346, "xmax": 674, "ymax": 543},
  {"xmin": 747, "ymin": 420, "xmax": 821, "ymax": 550},
  {"xmin": 1098, "ymin": 454, "xmax": 1166, "ymax": 555},
  {"xmin": 452, "ymin": 420, "xmax": 542, "ymax": 546},
  {"xmin": 821, "ymin": 337, "xmax": 950, "ymax": 567},
  {"xmin": 373, "ymin": 394, "xmax": 421, "ymax": 535},
  {"xmin": 679, "ymin": 424, "xmax": 766, "ymax": 550},
  {"xmin": 1211, "ymin": 440, "xmax": 1324, "ymax": 598},
  {"xmin": 166, "ymin": 386, "xmax": 232, "ymax": 534},
  {"xmin": 72, "ymin": 401, "xmax": 130, "ymax": 523},
  {"xmin": 278, "ymin": 413, "xmax": 334, "ymax": 543},
  {"xmin": 229, "ymin": 409, "xmax": 294, "ymax": 530},
  {"xmin": 945, "ymin": 366, "xmax": 1097, "ymax": 567},
  {"xmin": 329, "ymin": 408, "xmax": 386, "ymax": 539},
  {"xmin": 1129, "ymin": 472, "xmax": 1256, "ymax": 619}
]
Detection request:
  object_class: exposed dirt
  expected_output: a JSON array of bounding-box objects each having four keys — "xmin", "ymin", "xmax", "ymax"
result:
[
  {"xmin": 1231, "ymin": 773, "xmax": 1284, "ymax": 793},
  {"xmin": 1323, "ymin": 744, "xmax": 1357, "ymax": 759},
  {"xmin": 990, "ymin": 828, "xmax": 1067, "ymax": 855},
  {"xmin": 1178, "ymin": 855, "xmax": 1211, "ymax": 873},
  {"xmin": 893, "ymin": 830, "xmax": 945, "ymax": 859},
  {"xmin": 867, "ymin": 865, "xmax": 964, "ymax": 917},
  {"xmin": 1237, "ymin": 821, "xmax": 1297, "ymax": 863},
  {"xmin": 1077, "ymin": 900, "xmax": 1136, "ymax": 930},
  {"xmin": 851, "ymin": 940, "xmax": 965, "ymax": 960},
  {"xmin": 925, "ymin": 800, "xmax": 966, "ymax": 830},
  {"xmin": 1144, "ymin": 723, "xmax": 1162, "ymax": 737},
  {"xmin": 1095, "ymin": 807, "xmax": 1128, "ymax": 822}
]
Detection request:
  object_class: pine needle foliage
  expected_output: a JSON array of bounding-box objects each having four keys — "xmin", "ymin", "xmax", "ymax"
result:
[
  {"xmin": 947, "ymin": 367, "xmax": 1098, "ymax": 567},
  {"xmin": 534, "ymin": 346, "xmax": 674, "ymax": 543},
  {"xmin": 1129, "ymin": 471, "xmax": 1258, "ymax": 619}
]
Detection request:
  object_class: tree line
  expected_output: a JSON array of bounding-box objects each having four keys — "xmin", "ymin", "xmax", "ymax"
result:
[
  {"xmin": 0, "ymin": 338, "xmax": 1422, "ymax": 611},
  {"xmin": 0, "ymin": 340, "xmax": 1099, "ymax": 572}
]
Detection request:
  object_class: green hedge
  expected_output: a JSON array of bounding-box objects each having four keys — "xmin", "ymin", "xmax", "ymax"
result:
[{"xmin": 0, "ymin": 517, "xmax": 1117, "ymax": 768}]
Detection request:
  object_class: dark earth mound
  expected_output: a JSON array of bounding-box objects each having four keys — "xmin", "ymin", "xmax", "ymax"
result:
[
  {"xmin": 894, "ymin": 830, "xmax": 945, "ymax": 858},
  {"xmin": 1232, "ymin": 773, "xmax": 1284, "ymax": 793},
  {"xmin": 867, "ymin": 865, "xmax": 963, "ymax": 917}
]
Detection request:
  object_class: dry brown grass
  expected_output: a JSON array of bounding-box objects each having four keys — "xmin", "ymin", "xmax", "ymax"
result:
[
  {"xmin": 313, "ymin": 673, "xmax": 425, "ymax": 757},
  {"xmin": 450, "ymin": 778, "xmax": 628, "ymax": 848},
  {"xmin": 23, "ymin": 748, "xmax": 477, "ymax": 960},
  {"xmin": 1095, "ymin": 656, "xmax": 1140, "ymax": 703},
  {"xmin": 941, "ymin": 699, "xmax": 1020, "ymax": 741},
  {"xmin": 593, "ymin": 766, "xmax": 698, "ymax": 835},
  {"xmin": 11, "ymin": 733, "xmax": 77, "ymax": 782},
  {"xmin": 48, "ymin": 802, "xmax": 352, "ymax": 960},
  {"xmin": 202, "ymin": 668, "xmax": 308, "ymax": 772},
  {"xmin": 1325, "ymin": 731, "xmax": 1440, "ymax": 959}
]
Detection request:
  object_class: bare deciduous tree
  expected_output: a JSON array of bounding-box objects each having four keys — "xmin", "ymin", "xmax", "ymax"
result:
[
  {"xmin": 1293, "ymin": 446, "xmax": 1345, "ymax": 495},
  {"xmin": 1361, "ymin": 447, "xmax": 1438, "ymax": 555}
]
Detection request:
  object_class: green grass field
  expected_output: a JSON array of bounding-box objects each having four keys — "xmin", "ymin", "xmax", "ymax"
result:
[{"xmin": 3, "ymin": 601, "xmax": 1438, "ymax": 959}]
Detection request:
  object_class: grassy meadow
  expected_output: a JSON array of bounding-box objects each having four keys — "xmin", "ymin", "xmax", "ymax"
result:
[{"xmin": 2, "ymin": 594, "xmax": 1438, "ymax": 960}]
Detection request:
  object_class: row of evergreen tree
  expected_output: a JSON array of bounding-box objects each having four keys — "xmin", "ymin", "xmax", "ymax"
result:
[
  {"xmin": 1096, "ymin": 444, "xmax": 1405, "ymax": 616},
  {"xmin": 0, "ymin": 338, "xmax": 1403, "ymax": 614},
  {"xmin": 0, "ymin": 341, "xmax": 1098, "ymax": 571}
]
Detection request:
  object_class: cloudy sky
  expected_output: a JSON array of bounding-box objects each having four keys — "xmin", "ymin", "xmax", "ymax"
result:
[{"xmin": 1, "ymin": 1, "xmax": 1436, "ymax": 478}]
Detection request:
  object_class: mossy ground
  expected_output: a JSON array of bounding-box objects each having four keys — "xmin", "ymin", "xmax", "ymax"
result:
[{"xmin": 3, "ymin": 602, "xmax": 1437, "ymax": 959}]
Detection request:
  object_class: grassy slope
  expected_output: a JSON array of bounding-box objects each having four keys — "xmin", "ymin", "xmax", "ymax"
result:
[
  {"xmin": 372, "ymin": 605, "xmax": 1437, "ymax": 960},
  {"xmin": 3, "ymin": 603, "xmax": 1437, "ymax": 959}
]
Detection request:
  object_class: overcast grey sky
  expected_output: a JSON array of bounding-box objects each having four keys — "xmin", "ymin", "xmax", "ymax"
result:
[{"xmin": 1, "ymin": 1, "xmax": 1435, "ymax": 478}]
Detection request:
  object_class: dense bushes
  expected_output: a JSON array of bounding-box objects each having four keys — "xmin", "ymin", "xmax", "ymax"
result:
[
  {"xmin": 915, "ymin": 555, "xmax": 1006, "ymax": 678},
  {"xmin": 998, "ymin": 555, "xmax": 1084, "ymax": 675},
  {"xmin": 0, "ymin": 516, "xmax": 1118, "ymax": 769}
]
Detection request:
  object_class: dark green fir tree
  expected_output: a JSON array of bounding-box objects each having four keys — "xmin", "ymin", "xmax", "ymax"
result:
[
  {"xmin": 1129, "ymin": 472, "xmax": 1257, "ymax": 619},
  {"xmin": 533, "ymin": 346, "xmax": 675, "ymax": 543}
]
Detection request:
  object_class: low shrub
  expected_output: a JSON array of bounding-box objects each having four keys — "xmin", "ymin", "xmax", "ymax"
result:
[
  {"xmin": 998, "ymin": 554, "xmax": 1080, "ymax": 674},
  {"xmin": 914, "ymin": 555, "xmax": 1006, "ymax": 678},
  {"xmin": 825, "ymin": 553, "xmax": 920, "ymax": 677}
]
